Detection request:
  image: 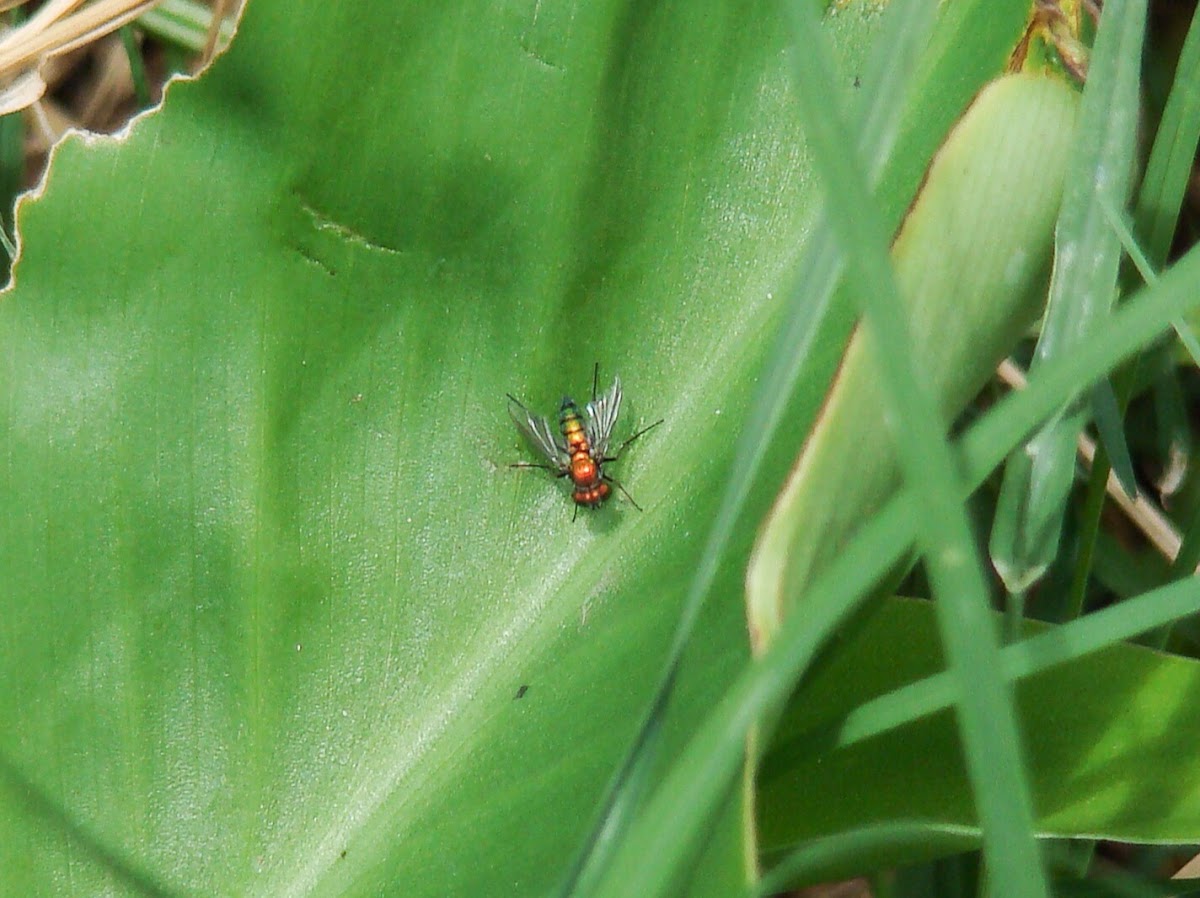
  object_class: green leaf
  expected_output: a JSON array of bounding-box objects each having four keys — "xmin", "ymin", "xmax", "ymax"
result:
[
  {"xmin": 0, "ymin": 1, "xmax": 912, "ymax": 894},
  {"xmin": 747, "ymin": 72, "xmax": 1079, "ymax": 643},
  {"xmin": 579, "ymin": 0, "xmax": 1055, "ymax": 893},
  {"xmin": 770, "ymin": 6, "xmax": 1074, "ymax": 880},
  {"xmin": 758, "ymin": 594, "xmax": 1200, "ymax": 887},
  {"xmin": 0, "ymin": 2, "xmax": 1118, "ymax": 897},
  {"xmin": 746, "ymin": 225, "xmax": 1200, "ymax": 891},
  {"xmin": 1136, "ymin": 0, "xmax": 1200, "ymax": 271},
  {"xmin": 527, "ymin": 233, "xmax": 1200, "ymax": 897},
  {"xmin": 990, "ymin": 0, "xmax": 1147, "ymax": 594}
]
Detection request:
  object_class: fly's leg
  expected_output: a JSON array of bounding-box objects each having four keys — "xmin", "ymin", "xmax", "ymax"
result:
[
  {"xmin": 590, "ymin": 362, "xmax": 600, "ymax": 403},
  {"xmin": 603, "ymin": 418, "xmax": 664, "ymax": 463},
  {"xmin": 603, "ymin": 474, "xmax": 643, "ymax": 511},
  {"xmin": 596, "ymin": 416, "xmax": 662, "ymax": 510}
]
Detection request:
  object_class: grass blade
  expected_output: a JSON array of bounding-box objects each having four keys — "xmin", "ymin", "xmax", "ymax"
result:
[
  {"xmin": 833, "ymin": 575, "xmax": 1200, "ymax": 749},
  {"xmin": 990, "ymin": 0, "xmax": 1147, "ymax": 594}
]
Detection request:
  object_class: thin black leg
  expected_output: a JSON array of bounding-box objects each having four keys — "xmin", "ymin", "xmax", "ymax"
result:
[
  {"xmin": 604, "ymin": 474, "xmax": 643, "ymax": 511},
  {"xmin": 605, "ymin": 418, "xmax": 664, "ymax": 462}
]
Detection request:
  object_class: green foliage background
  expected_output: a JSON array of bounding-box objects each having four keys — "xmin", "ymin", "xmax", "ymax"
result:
[
  {"xmin": 1, "ymin": 0, "xmax": 1199, "ymax": 896},
  {"xmin": 0, "ymin": 2, "xmax": 826, "ymax": 893}
]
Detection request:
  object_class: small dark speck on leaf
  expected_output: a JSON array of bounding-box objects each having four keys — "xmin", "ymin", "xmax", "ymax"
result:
[
  {"xmin": 853, "ymin": 75, "xmax": 861, "ymax": 88},
  {"xmin": 514, "ymin": 684, "xmax": 529, "ymax": 700}
]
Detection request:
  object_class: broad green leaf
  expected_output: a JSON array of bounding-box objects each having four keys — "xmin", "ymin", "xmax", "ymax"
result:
[
  {"xmin": 0, "ymin": 1, "xmax": 1072, "ymax": 896},
  {"xmin": 0, "ymin": 2, "xmax": 852, "ymax": 895}
]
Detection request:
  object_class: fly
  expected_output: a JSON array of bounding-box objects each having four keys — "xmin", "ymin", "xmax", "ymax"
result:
[{"xmin": 507, "ymin": 365, "xmax": 663, "ymax": 516}]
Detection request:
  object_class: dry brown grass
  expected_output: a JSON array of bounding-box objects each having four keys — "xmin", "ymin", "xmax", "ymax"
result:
[{"xmin": 0, "ymin": 0, "xmax": 243, "ymax": 186}]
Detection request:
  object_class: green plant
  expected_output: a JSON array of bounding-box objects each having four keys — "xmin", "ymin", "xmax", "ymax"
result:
[{"xmin": 1, "ymin": 1, "xmax": 1198, "ymax": 896}]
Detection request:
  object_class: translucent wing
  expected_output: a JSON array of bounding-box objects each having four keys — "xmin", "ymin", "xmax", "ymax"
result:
[
  {"xmin": 508, "ymin": 395, "xmax": 569, "ymax": 470},
  {"xmin": 586, "ymin": 375, "xmax": 623, "ymax": 458}
]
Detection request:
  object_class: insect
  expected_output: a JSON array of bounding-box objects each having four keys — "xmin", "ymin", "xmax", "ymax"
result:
[{"xmin": 507, "ymin": 365, "xmax": 663, "ymax": 516}]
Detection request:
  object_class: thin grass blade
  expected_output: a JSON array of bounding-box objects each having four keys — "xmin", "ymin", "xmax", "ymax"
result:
[{"xmin": 990, "ymin": 0, "xmax": 1146, "ymax": 594}]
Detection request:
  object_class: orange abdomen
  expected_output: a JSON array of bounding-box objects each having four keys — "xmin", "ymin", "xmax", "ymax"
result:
[
  {"xmin": 559, "ymin": 400, "xmax": 610, "ymax": 507},
  {"xmin": 572, "ymin": 478, "xmax": 610, "ymax": 506}
]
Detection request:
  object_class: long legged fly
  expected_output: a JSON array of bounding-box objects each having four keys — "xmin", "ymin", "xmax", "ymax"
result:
[{"xmin": 507, "ymin": 365, "xmax": 662, "ymax": 517}]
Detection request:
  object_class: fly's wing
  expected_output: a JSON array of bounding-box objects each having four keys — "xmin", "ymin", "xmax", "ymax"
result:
[
  {"xmin": 586, "ymin": 375, "xmax": 622, "ymax": 458},
  {"xmin": 508, "ymin": 396, "xmax": 569, "ymax": 471}
]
